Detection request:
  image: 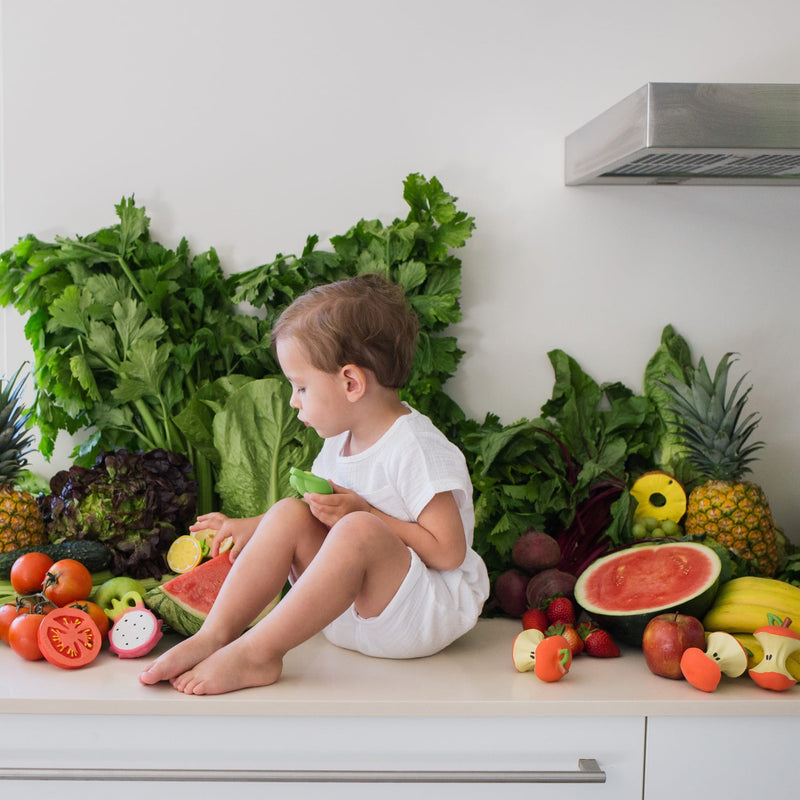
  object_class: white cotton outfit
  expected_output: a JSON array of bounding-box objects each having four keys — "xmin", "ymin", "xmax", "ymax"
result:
[{"xmin": 311, "ymin": 403, "xmax": 490, "ymax": 659}]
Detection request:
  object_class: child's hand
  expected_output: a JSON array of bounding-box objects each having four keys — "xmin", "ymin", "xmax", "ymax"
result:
[
  {"xmin": 304, "ymin": 483, "xmax": 369, "ymax": 528},
  {"xmin": 190, "ymin": 513, "xmax": 258, "ymax": 562}
]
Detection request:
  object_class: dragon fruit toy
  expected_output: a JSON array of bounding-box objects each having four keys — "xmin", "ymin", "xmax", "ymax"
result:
[{"xmin": 108, "ymin": 600, "xmax": 163, "ymax": 659}]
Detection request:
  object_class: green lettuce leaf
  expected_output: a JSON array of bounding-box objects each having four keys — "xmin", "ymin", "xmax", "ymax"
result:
[{"xmin": 212, "ymin": 378, "xmax": 322, "ymax": 518}]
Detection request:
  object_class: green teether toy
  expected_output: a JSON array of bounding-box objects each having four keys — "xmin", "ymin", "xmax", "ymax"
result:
[{"xmin": 289, "ymin": 467, "xmax": 333, "ymax": 495}]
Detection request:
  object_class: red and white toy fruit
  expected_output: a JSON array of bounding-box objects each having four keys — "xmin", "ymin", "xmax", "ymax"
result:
[
  {"xmin": 108, "ymin": 602, "xmax": 163, "ymax": 659},
  {"xmin": 679, "ymin": 631, "xmax": 748, "ymax": 692},
  {"xmin": 38, "ymin": 606, "xmax": 102, "ymax": 670},
  {"xmin": 748, "ymin": 616, "xmax": 800, "ymax": 692},
  {"xmin": 641, "ymin": 612, "xmax": 705, "ymax": 679}
]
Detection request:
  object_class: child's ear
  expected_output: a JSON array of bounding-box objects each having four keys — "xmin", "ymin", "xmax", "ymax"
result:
[{"xmin": 340, "ymin": 364, "xmax": 367, "ymax": 402}]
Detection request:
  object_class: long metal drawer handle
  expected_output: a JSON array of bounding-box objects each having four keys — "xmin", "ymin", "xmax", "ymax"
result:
[{"xmin": 0, "ymin": 759, "xmax": 605, "ymax": 784}]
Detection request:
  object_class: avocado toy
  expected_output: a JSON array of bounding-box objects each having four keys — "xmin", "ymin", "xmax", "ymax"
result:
[{"xmin": 289, "ymin": 467, "xmax": 333, "ymax": 495}]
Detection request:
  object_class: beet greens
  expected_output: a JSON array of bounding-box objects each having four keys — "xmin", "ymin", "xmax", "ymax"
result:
[{"xmin": 461, "ymin": 349, "xmax": 662, "ymax": 579}]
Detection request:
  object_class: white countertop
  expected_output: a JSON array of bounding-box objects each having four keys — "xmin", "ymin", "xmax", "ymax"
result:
[{"xmin": 2, "ymin": 618, "xmax": 798, "ymax": 718}]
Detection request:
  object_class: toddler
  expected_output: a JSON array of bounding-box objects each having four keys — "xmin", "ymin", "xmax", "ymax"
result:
[{"xmin": 139, "ymin": 273, "xmax": 489, "ymax": 695}]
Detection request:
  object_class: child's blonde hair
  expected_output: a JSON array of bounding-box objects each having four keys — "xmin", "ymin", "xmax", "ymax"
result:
[{"xmin": 271, "ymin": 273, "xmax": 419, "ymax": 388}]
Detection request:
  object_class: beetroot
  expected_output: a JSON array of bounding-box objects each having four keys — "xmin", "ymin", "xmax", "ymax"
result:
[
  {"xmin": 493, "ymin": 568, "xmax": 530, "ymax": 617},
  {"xmin": 526, "ymin": 568, "xmax": 577, "ymax": 610},
  {"xmin": 511, "ymin": 530, "xmax": 561, "ymax": 573}
]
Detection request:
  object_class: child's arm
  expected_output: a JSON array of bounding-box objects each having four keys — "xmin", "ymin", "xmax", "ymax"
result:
[{"xmin": 304, "ymin": 489, "xmax": 467, "ymax": 571}]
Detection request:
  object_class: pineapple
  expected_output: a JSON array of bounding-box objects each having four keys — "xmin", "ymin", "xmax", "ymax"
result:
[
  {"xmin": 661, "ymin": 352, "xmax": 778, "ymax": 577},
  {"xmin": 0, "ymin": 365, "xmax": 48, "ymax": 553}
]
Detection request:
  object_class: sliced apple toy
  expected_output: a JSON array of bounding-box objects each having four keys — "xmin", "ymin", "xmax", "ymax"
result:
[{"xmin": 748, "ymin": 616, "xmax": 800, "ymax": 692}]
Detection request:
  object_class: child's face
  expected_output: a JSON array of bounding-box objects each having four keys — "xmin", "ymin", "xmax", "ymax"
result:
[{"xmin": 276, "ymin": 337, "xmax": 352, "ymax": 439}]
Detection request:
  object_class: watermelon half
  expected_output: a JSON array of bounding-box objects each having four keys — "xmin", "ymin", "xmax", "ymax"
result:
[
  {"xmin": 143, "ymin": 554, "xmax": 278, "ymax": 637},
  {"xmin": 574, "ymin": 542, "xmax": 722, "ymax": 646}
]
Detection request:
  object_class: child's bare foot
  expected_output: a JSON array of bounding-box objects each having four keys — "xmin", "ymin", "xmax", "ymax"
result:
[
  {"xmin": 171, "ymin": 636, "xmax": 283, "ymax": 695},
  {"xmin": 138, "ymin": 632, "xmax": 225, "ymax": 685}
]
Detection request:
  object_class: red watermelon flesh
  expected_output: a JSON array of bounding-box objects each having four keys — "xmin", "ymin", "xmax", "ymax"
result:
[
  {"xmin": 143, "ymin": 554, "xmax": 276, "ymax": 636},
  {"xmin": 573, "ymin": 542, "xmax": 722, "ymax": 646}
]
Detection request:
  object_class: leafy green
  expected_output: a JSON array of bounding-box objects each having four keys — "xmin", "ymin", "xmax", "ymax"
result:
[
  {"xmin": 463, "ymin": 349, "xmax": 663, "ymax": 579},
  {"xmin": 179, "ymin": 377, "xmax": 322, "ymax": 518},
  {"xmin": 642, "ymin": 324, "xmax": 697, "ymax": 485},
  {"xmin": 40, "ymin": 449, "xmax": 197, "ymax": 579},
  {"xmin": 0, "ymin": 174, "xmax": 476, "ymax": 514},
  {"xmin": 229, "ymin": 174, "xmax": 474, "ymax": 440}
]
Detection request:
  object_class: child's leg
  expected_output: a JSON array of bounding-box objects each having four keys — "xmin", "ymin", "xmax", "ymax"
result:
[
  {"xmin": 169, "ymin": 510, "xmax": 412, "ymax": 695},
  {"xmin": 139, "ymin": 497, "xmax": 329, "ymax": 685}
]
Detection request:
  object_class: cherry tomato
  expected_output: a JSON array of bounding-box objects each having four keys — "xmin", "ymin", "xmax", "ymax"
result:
[
  {"xmin": 10, "ymin": 551, "xmax": 54, "ymax": 595},
  {"xmin": 38, "ymin": 607, "xmax": 102, "ymax": 669},
  {"xmin": 8, "ymin": 612, "xmax": 45, "ymax": 660},
  {"xmin": 68, "ymin": 600, "xmax": 110, "ymax": 639},
  {"xmin": 43, "ymin": 559, "xmax": 93, "ymax": 606}
]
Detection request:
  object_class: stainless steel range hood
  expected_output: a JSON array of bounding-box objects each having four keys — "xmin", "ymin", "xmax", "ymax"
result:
[{"xmin": 565, "ymin": 83, "xmax": 800, "ymax": 185}]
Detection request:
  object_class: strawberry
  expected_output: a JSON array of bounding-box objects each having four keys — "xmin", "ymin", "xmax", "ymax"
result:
[
  {"xmin": 578, "ymin": 622, "xmax": 621, "ymax": 658},
  {"xmin": 546, "ymin": 622, "xmax": 584, "ymax": 656},
  {"xmin": 521, "ymin": 607, "xmax": 549, "ymax": 633},
  {"xmin": 544, "ymin": 596, "xmax": 576, "ymax": 627}
]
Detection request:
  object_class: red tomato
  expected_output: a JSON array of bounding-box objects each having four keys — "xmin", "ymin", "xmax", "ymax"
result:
[
  {"xmin": 38, "ymin": 607, "xmax": 102, "ymax": 669},
  {"xmin": 8, "ymin": 612, "xmax": 45, "ymax": 660},
  {"xmin": 68, "ymin": 600, "xmax": 110, "ymax": 639},
  {"xmin": 0, "ymin": 603, "xmax": 27, "ymax": 645},
  {"xmin": 10, "ymin": 551, "xmax": 54, "ymax": 595},
  {"xmin": 43, "ymin": 559, "xmax": 93, "ymax": 606}
]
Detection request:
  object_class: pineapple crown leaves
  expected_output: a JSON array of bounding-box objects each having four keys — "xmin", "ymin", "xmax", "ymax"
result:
[
  {"xmin": 0, "ymin": 363, "xmax": 35, "ymax": 481},
  {"xmin": 657, "ymin": 352, "xmax": 765, "ymax": 481}
]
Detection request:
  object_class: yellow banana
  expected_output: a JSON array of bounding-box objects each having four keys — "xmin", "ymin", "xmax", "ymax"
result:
[
  {"xmin": 715, "ymin": 576, "xmax": 800, "ymax": 607},
  {"xmin": 730, "ymin": 632, "xmax": 800, "ymax": 680},
  {"xmin": 702, "ymin": 602, "xmax": 800, "ymax": 635}
]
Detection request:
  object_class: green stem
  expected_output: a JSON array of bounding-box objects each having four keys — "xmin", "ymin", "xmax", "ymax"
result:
[{"xmin": 132, "ymin": 398, "xmax": 168, "ymax": 450}]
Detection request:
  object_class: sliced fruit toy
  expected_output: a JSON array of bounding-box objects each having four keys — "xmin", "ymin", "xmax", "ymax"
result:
[
  {"xmin": 108, "ymin": 602, "xmax": 163, "ymax": 659},
  {"xmin": 166, "ymin": 534, "xmax": 204, "ymax": 574},
  {"xmin": 748, "ymin": 615, "xmax": 800, "ymax": 691},
  {"xmin": 534, "ymin": 634, "xmax": 572, "ymax": 682},
  {"xmin": 630, "ymin": 471, "xmax": 687, "ymax": 524},
  {"xmin": 512, "ymin": 628, "xmax": 545, "ymax": 673},
  {"xmin": 38, "ymin": 606, "xmax": 101, "ymax": 669},
  {"xmin": 679, "ymin": 631, "xmax": 748, "ymax": 692}
]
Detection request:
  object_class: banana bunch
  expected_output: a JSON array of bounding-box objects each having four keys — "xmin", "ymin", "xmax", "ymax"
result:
[{"xmin": 702, "ymin": 576, "xmax": 800, "ymax": 678}]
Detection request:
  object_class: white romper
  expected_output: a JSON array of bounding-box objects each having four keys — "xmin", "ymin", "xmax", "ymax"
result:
[{"xmin": 311, "ymin": 404, "xmax": 490, "ymax": 659}]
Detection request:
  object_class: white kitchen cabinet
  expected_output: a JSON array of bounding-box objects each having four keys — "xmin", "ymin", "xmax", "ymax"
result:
[
  {"xmin": 1, "ymin": 619, "xmax": 796, "ymax": 798},
  {"xmin": 644, "ymin": 716, "xmax": 794, "ymax": 798},
  {"xmin": 0, "ymin": 714, "xmax": 644, "ymax": 799}
]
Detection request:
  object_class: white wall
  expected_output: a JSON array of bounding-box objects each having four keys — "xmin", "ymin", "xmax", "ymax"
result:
[{"xmin": 2, "ymin": 0, "xmax": 799, "ymax": 540}]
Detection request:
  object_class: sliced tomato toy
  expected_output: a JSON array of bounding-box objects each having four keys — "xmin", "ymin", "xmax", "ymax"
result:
[{"xmin": 37, "ymin": 607, "xmax": 102, "ymax": 669}]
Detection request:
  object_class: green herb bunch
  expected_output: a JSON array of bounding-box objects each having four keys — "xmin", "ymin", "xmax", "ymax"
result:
[{"xmin": 0, "ymin": 174, "xmax": 475, "ymax": 515}]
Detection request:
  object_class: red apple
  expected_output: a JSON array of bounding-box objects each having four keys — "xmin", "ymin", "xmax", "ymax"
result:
[{"xmin": 641, "ymin": 612, "xmax": 706, "ymax": 679}]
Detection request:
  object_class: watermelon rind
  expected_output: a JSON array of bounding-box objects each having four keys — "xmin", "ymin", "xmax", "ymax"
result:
[
  {"xmin": 143, "ymin": 554, "xmax": 277, "ymax": 637},
  {"xmin": 574, "ymin": 541, "xmax": 722, "ymax": 647}
]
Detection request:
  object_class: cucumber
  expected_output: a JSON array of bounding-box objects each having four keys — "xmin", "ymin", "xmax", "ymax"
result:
[{"xmin": 0, "ymin": 540, "xmax": 111, "ymax": 579}]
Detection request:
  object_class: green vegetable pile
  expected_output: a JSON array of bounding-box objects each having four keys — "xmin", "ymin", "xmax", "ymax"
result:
[
  {"xmin": 11, "ymin": 176, "xmax": 784, "ymax": 601},
  {"xmin": 461, "ymin": 329, "xmax": 696, "ymax": 579},
  {"xmin": 0, "ymin": 174, "xmax": 473, "ymax": 521}
]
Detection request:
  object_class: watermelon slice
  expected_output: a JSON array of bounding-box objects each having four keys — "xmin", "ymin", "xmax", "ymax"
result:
[
  {"xmin": 143, "ymin": 554, "xmax": 277, "ymax": 637},
  {"xmin": 573, "ymin": 542, "xmax": 722, "ymax": 646}
]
